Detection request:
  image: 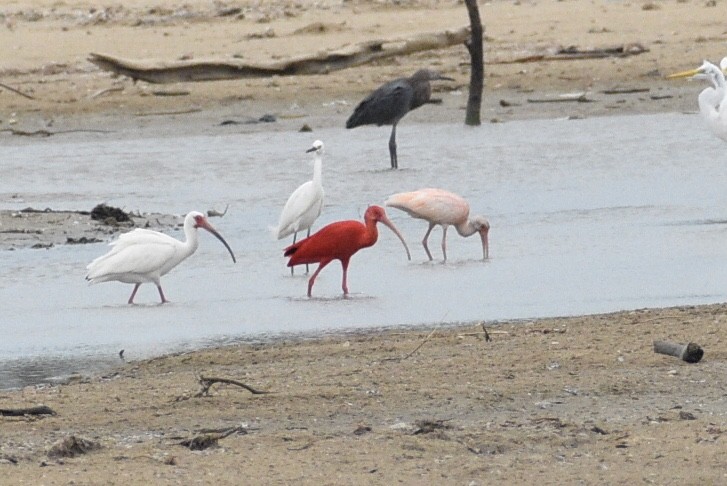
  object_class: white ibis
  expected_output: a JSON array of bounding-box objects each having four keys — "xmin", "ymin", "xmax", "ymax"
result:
[{"xmin": 86, "ymin": 211, "xmax": 236, "ymax": 304}]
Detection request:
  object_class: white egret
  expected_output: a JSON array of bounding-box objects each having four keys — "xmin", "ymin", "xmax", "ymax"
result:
[
  {"xmin": 274, "ymin": 140, "xmax": 325, "ymax": 274},
  {"xmin": 86, "ymin": 211, "xmax": 236, "ymax": 304},
  {"xmin": 667, "ymin": 58, "xmax": 727, "ymax": 142}
]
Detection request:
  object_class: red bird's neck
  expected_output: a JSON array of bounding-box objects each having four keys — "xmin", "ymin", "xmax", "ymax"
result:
[{"xmin": 361, "ymin": 217, "xmax": 380, "ymax": 248}]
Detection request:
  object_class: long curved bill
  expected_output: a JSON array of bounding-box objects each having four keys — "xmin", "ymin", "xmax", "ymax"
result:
[
  {"xmin": 199, "ymin": 219, "xmax": 237, "ymax": 263},
  {"xmin": 480, "ymin": 227, "xmax": 489, "ymax": 260},
  {"xmin": 666, "ymin": 68, "xmax": 700, "ymax": 80},
  {"xmin": 379, "ymin": 213, "xmax": 411, "ymax": 261}
]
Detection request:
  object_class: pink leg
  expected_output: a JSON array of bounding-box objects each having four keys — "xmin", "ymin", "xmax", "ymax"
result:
[
  {"xmin": 441, "ymin": 225, "xmax": 449, "ymax": 262},
  {"xmin": 341, "ymin": 259, "xmax": 350, "ymax": 295},
  {"xmin": 307, "ymin": 259, "xmax": 332, "ymax": 297},
  {"xmin": 157, "ymin": 285, "xmax": 169, "ymax": 304},
  {"xmin": 422, "ymin": 223, "xmax": 435, "ymax": 261},
  {"xmin": 128, "ymin": 283, "xmax": 141, "ymax": 304}
]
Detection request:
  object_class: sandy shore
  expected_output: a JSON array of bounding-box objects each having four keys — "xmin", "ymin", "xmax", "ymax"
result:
[
  {"xmin": 0, "ymin": 0, "xmax": 723, "ymax": 138},
  {"xmin": 2, "ymin": 0, "xmax": 727, "ymax": 483},
  {"xmin": 3, "ymin": 305, "xmax": 727, "ymax": 484}
]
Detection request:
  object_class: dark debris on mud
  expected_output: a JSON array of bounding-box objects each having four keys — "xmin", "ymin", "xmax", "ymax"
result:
[{"xmin": 0, "ymin": 204, "xmax": 181, "ymax": 250}]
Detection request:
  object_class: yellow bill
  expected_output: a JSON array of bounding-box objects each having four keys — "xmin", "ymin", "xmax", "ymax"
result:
[{"xmin": 665, "ymin": 68, "xmax": 701, "ymax": 80}]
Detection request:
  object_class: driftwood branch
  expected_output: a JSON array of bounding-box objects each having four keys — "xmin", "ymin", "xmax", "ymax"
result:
[
  {"xmin": 195, "ymin": 375, "xmax": 269, "ymax": 397},
  {"xmin": 179, "ymin": 426, "xmax": 246, "ymax": 450},
  {"xmin": 0, "ymin": 128, "xmax": 110, "ymax": 137},
  {"xmin": 207, "ymin": 204, "xmax": 229, "ymax": 218},
  {"xmin": 493, "ymin": 43, "xmax": 648, "ymax": 64},
  {"xmin": 88, "ymin": 26, "xmax": 470, "ymax": 84},
  {"xmin": 527, "ymin": 93, "xmax": 593, "ymax": 103},
  {"xmin": 653, "ymin": 341, "xmax": 704, "ymax": 363},
  {"xmin": 0, "ymin": 82, "xmax": 35, "ymax": 100},
  {"xmin": 0, "ymin": 405, "xmax": 56, "ymax": 417}
]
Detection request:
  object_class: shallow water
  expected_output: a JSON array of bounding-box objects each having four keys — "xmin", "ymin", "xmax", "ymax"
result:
[{"xmin": 2, "ymin": 112, "xmax": 726, "ymax": 389}]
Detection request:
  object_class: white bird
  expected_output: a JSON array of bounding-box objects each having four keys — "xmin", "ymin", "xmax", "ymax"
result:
[
  {"xmin": 386, "ymin": 188, "xmax": 490, "ymax": 262},
  {"xmin": 667, "ymin": 58, "xmax": 727, "ymax": 142},
  {"xmin": 86, "ymin": 211, "xmax": 236, "ymax": 304},
  {"xmin": 274, "ymin": 140, "xmax": 325, "ymax": 274}
]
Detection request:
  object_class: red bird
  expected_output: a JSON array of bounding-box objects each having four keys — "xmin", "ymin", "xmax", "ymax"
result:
[{"xmin": 284, "ymin": 205, "xmax": 411, "ymax": 297}]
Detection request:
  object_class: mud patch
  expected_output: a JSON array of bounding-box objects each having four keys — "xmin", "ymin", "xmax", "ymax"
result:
[{"xmin": 0, "ymin": 207, "xmax": 181, "ymax": 250}]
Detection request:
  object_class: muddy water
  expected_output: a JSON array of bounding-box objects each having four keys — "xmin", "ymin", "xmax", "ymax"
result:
[{"xmin": 2, "ymin": 113, "xmax": 726, "ymax": 388}]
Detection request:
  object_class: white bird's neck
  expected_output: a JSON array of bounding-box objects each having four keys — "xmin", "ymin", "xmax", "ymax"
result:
[
  {"xmin": 312, "ymin": 152, "xmax": 323, "ymax": 185},
  {"xmin": 181, "ymin": 216, "xmax": 201, "ymax": 257},
  {"xmin": 699, "ymin": 88, "xmax": 722, "ymax": 127},
  {"xmin": 714, "ymin": 69, "xmax": 727, "ymax": 90}
]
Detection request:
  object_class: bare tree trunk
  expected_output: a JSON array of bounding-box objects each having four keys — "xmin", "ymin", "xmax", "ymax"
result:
[{"xmin": 464, "ymin": 0, "xmax": 483, "ymax": 126}]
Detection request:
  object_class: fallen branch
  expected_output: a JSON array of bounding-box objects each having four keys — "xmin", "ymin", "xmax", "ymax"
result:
[
  {"xmin": 88, "ymin": 26, "xmax": 470, "ymax": 84},
  {"xmin": 207, "ymin": 204, "xmax": 229, "ymax": 218},
  {"xmin": 0, "ymin": 82, "xmax": 35, "ymax": 100},
  {"xmin": 179, "ymin": 426, "xmax": 245, "ymax": 450},
  {"xmin": 195, "ymin": 375, "xmax": 269, "ymax": 397},
  {"xmin": 135, "ymin": 108, "xmax": 202, "ymax": 116},
  {"xmin": 495, "ymin": 43, "xmax": 648, "ymax": 64},
  {"xmin": 381, "ymin": 328, "xmax": 438, "ymax": 363},
  {"xmin": 524, "ymin": 328, "xmax": 566, "ymax": 335},
  {"xmin": 0, "ymin": 405, "xmax": 56, "ymax": 417},
  {"xmin": 653, "ymin": 340, "xmax": 703, "ymax": 363},
  {"xmin": 638, "ymin": 315, "xmax": 682, "ymax": 324},
  {"xmin": 602, "ymin": 87, "xmax": 650, "ymax": 95},
  {"xmin": 527, "ymin": 93, "xmax": 593, "ymax": 103},
  {"xmin": 0, "ymin": 128, "xmax": 110, "ymax": 137},
  {"xmin": 89, "ymin": 86, "xmax": 124, "ymax": 99}
]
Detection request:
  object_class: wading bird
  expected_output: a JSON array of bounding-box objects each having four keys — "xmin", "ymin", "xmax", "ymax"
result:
[
  {"xmin": 667, "ymin": 58, "xmax": 727, "ymax": 142},
  {"xmin": 86, "ymin": 211, "xmax": 236, "ymax": 304},
  {"xmin": 386, "ymin": 188, "xmax": 490, "ymax": 261},
  {"xmin": 274, "ymin": 140, "xmax": 325, "ymax": 274},
  {"xmin": 345, "ymin": 69, "xmax": 454, "ymax": 169},
  {"xmin": 284, "ymin": 205, "xmax": 411, "ymax": 297}
]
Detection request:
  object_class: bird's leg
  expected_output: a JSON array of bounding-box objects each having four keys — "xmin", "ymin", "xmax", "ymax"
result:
[
  {"xmin": 127, "ymin": 283, "xmax": 141, "ymax": 305},
  {"xmin": 441, "ymin": 225, "xmax": 449, "ymax": 262},
  {"xmin": 305, "ymin": 228, "xmax": 311, "ymax": 274},
  {"xmin": 389, "ymin": 123, "xmax": 398, "ymax": 169},
  {"xmin": 341, "ymin": 259, "xmax": 350, "ymax": 296},
  {"xmin": 422, "ymin": 223, "xmax": 435, "ymax": 261},
  {"xmin": 157, "ymin": 285, "xmax": 169, "ymax": 304},
  {"xmin": 290, "ymin": 232, "xmax": 297, "ymax": 276},
  {"xmin": 307, "ymin": 259, "xmax": 332, "ymax": 297}
]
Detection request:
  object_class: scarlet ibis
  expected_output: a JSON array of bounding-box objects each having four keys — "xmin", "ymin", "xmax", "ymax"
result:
[
  {"xmin": 274, "ymin": 140, "xmax": 325, "ymax": 274},
  {"xmin": 86, "ymin": 211, "xmax": 236, "ymax": 304},
  {"xmin": 345, "ymin": 69, "xmax": 454, "ymax": 169},
  {"xmin": 284, "ymin": 205, "xmax": 411, "ymax": 297},
  {"xmin": 667, "ymin": 58, "xmax": 727, "ymax": 142},
  {"xmin": 385, "ymin": 188, "xmax": 490, "ymax": 261}
]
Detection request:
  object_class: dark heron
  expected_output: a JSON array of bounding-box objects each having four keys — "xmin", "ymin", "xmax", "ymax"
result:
[{"xmin": 345, "ymin": 69, "xmax": 454, "ymax": 169}]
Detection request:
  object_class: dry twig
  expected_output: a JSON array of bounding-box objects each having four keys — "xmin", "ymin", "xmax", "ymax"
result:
[
  {"xmin": 195, "ymin": 375, "xmax": 269, "ymax": 397},
  {"xmin": 0, "ymin": 82, "xmax": 35, "ymax": 100},
  {"xmin": 179, "ymin": 426, "xmax": 245, "ymax": 450}
]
